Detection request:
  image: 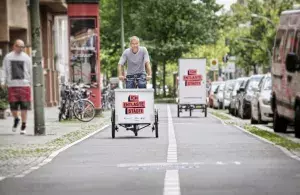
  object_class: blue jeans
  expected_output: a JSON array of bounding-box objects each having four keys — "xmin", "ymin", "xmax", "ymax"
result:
[{"xmin": 126, "ymin": 74, "xmax": 147, "ymax": 89}]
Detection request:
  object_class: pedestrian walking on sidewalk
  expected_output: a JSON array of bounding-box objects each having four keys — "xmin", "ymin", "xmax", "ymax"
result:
[{"xmin": 1, "ymin": 39, "xmax": 32, "ymax": 134}]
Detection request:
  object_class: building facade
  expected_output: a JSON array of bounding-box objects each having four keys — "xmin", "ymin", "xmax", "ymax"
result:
[{"xmin": 0, "ymin": 0, "xmax": 67, "ymax": 107}]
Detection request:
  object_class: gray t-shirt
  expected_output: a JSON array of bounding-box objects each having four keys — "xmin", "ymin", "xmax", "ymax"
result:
[
  {"xmin": 118, "ymin": 46, "xmax": 150, "ymax": 75},
  {"xmin": 2, "ymin": 51, "xmax": 32, "ymax": 87}
]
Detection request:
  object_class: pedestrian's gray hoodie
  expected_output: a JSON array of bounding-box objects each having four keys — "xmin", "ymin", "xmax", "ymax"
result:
[{"xmin": 2, "ymin": 51, "xmax": 32, "ymax": 87}]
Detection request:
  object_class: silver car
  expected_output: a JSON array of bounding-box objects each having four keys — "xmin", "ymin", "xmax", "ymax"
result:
[
  {"xmin": 229, "ymin": 77, "xmax": 248, "ymax": 115},
  {"xmin": 213, "ymin": 82, "xmax": 225, "ymax": 109},
  {"xmin": 251, "ymin": 74, "xmax": 273, "ymax": 124},
  {"xmin": 223, "ymin": 79, "xmax": 236, "ymax": 109}
]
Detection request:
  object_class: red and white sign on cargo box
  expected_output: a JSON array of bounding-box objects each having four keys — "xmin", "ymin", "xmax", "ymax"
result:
[
  {"xmin": 179, "ymin": 59, "xmax": 207, "ymax": 105},
  {"xmin": 123, "ymin": 95, "xmax": 145, "ymax": 114}
]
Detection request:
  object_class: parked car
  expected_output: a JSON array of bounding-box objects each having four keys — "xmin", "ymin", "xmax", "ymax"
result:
[
  {"xmin": 208, "ymin": 81, "xmax": 222, "ymax": 108},
  {"xmin": 229, "ymin": 77, "xmax": 248, "ymax": 115},
  {"xmin": 213, "ymin": 82, "xmax": 225, "ymax": 109},
  {"xmin": 271, "ymin": 9, "xmax": 300, "ymax": 138},
  {"xmin": 251, "ymin": 74, "xmax": 273, "ymax": 124},
  {"xmin": 236, "ymin": 75, "xmax": 264, "ymax": 119},
  {"xmin": 223, "ymin": 79, "xmax": 236, "ymax": 109}
]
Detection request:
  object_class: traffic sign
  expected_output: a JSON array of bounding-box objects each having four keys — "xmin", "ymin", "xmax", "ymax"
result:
[{"xmin": 210, "ymin": 59, "xmax": 218, "ymax": 71}]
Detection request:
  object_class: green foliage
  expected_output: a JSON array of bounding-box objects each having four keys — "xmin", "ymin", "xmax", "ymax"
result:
[
  {"xmin": 100, "ymin": 0, "xmax": 221, "ymax": 96},
  {"xmin": 211, "ymin": 111, "xmax": 231, "ymax": 120},
  {"xmin": 224, "ymin": 0, "xmax": 295, "ymax": 73},
  {"xmin": 245, "ymin": 125, "xmax": 300, "ymax": 151},
  {"xmin": 0, "ymin": 87, "xmax": 8, "ymax": 110}
]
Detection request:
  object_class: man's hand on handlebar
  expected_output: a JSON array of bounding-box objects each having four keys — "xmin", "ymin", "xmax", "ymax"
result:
[
  {"xmin": 146, "ymin": 75, "xmax": 152, "ymax": 81},
  {"xmin": 119, "ymin": 75, "xmax": 125, "ymax": 81}
]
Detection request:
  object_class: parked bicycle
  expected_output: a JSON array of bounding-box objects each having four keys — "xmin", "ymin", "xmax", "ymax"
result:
[{"xmin": 59, "ymin": 82, "xmax": 96, "ymax": 122}]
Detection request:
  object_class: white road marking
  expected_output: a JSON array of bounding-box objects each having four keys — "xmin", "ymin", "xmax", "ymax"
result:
[
  {"xmin": 216, "ymin": 161, "xmax": 224, "ymax": 165},
  {"xmin": 0, "ymin": 176, "xmax": 5, "ymax": 181},
  {"xmin": 167, "ymin": 105, "xmax": 177, "ymax": 163},
  {"xmin": 14, "ymin": 175, "xmax": 25, "ymax": 178},
  {"xmin": 234, "ymin": 125, "xmax": 300, "ymax": 162},
  {"xmin": 234, "ymin": 161, "xmax": 241, "ymax": 165},
  {"xmin": 164, "ymin": 105, "xmax": 181, "ymax": 195},
  {"xmin": 164, "ymin": 170, "xmax": 181, "ymax": 195},
  {"xmin": 12, "ymin": 124, "xmax": 110, "ymax": 178}
]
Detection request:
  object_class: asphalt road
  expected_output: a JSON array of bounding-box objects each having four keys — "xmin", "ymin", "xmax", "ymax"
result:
[{"xmin": 0, "ymin": 104, "xmax": 300, "ymax": 195}]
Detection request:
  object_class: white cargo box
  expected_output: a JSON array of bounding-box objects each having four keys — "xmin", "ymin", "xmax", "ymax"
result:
[
  {"xmin": 114, "ymin": 89, "xmax": 154, "ymax": 124},
  {"xmin": 178, "ymin": 58, "xmax": 207, "ymax": 105}
]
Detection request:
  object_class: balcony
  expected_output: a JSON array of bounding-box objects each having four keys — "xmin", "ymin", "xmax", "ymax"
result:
[{"xmin": 40, "ymin": 0, "xmax": 67, "ymax": 13}]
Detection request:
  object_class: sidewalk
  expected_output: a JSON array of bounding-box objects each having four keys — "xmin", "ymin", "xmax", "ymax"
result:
[{"xmin": 0, "ymin": 107, "xmax": 110, "ymax": 178}]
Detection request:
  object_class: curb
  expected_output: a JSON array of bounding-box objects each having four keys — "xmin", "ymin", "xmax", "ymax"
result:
[
  {"xmin": 211, "ymin": 114, "xmax": 300, "ymax": 162},
  {"xmin": 1, "ymin": 123, "xmax": 110, "ymax": 180}
]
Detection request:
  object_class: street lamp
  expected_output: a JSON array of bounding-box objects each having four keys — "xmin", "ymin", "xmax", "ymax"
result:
[
  {"xmin": 251, "ymin": 13, "xmax": 276, "ymax": 27},
  {"xmin": 235, "ymin": 37, "xmax": 272, "ymax": 73}
]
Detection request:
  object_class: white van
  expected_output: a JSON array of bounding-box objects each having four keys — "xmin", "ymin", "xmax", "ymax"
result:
[{"xmin": 271, "ymin": 9, "xmax": 300, "ymax": 138}]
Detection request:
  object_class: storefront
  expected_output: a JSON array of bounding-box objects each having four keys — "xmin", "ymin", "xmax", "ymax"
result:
[{"xmin": 66, "ymin": 0, "xmax": 101, "ymax": 112}]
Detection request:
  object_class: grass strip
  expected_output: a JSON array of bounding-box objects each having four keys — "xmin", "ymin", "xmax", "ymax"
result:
[
  {"xmin": 244, "ymin": 125, "xmax": 300, "ymax": 151},
  {"xmin": 155, "ymin": 98, "xmax": 176, "ymax": 104},
  {"xmin": 211, "ymin": 111, "xmax": 231, "ymax": 120}
]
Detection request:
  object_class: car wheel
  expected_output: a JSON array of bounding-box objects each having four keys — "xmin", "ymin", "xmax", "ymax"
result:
[
  {"xmin": 239, "ymin": 102, "xmax": 244, "ymax": 119},
  {"xmin": 251, "ymin": 106, "xmax": 258, "ymax": 124},
  {"xmin": 257, "ymin": 104, "xmax": 265, "ymax": 124},
  {"xmin": 273, "ymin": 106, "xmax": 287, "ymax": 133},
  {"xmin": 295, "ymin": 104, "xmax": 300, "ymax": 138}
]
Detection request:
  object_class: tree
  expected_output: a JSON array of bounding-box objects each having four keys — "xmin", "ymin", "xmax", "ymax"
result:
[
  {"xmin": 130, "ymin": 0, "xmax": 221, "ymax": 96},
  {"xmin": 223, "ymin": 0, "xmax": 295, "ymax": 74}
]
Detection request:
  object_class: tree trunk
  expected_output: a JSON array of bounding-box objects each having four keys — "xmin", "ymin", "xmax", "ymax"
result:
[
  {"xmin": 163, "ymin": 62, "xmax": 166, "ymax": 97},
  {"xmin": 152, "ymin": 62, "xmax": 157, "ymax": 96},
  {"xmin": 253, "ymin": 64, "xmax": 257, "ymax": 74}
]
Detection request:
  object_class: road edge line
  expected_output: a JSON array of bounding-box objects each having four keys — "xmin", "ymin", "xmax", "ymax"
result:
[
  {"xmin": 234, "ymin": 125, "xmax": 300, "ymax": 162},
  {"xmin": 12, "ymin": 124, "xmax": 110, "ymax": 178},
  {"xmin": 209, "ymin": 113, "xmax": 300, "ymax": 162},
  {"xmin": 209, "ymin": 114, "xmax": 228, "ymax": 126}
]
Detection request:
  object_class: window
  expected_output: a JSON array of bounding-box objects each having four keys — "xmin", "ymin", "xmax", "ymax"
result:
[
  {"xmin": 285, "ymin": 30, "xmax": 295, "ymax": 57},
  {"xmin": 263, "ymin": 77, "xmax": 272, "ymax": 91},
  {"xmin": 274, "ymin": 30, "xmax": 286, "ymax": 63},
  {"xmin": 295, "ymin": 30, "xmax": 300, "ymax": 56}
]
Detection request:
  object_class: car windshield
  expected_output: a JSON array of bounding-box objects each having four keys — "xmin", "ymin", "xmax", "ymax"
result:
[
  {"xmin": 234, "ymin": 80, "xmax": 243, "ymax": 91},
  {"xmin": 225, "ymin": 81, "xmax": 235, "ymax": 90},
  {"xmin": 211, "ymin": 84, "xmax": 219, "ymax": 92},
  {"xmin": 248, "ymin": 77, "xmax": 263, "ymax": 91},
  {"xmin": 219, "ymin": 83, "xmax": 225, "ymax": 91},
  {"xmin": 263, "ymin": 77, "xmax": 272, "ymax": 90}
]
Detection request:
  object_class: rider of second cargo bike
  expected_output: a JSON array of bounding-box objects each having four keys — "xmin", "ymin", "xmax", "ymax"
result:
[{"xmin": 118, "ymin": 36, "xmax": 152, "ymax": 88}]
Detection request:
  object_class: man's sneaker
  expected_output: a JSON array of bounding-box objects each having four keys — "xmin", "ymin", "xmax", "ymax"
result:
[
  {"xmin": 20, "ymin": 123, "xmax": 26, "ymax": 135},
  {"xmin": 12, "ymin": 118, "xmax": 20, "ymax": 132}
]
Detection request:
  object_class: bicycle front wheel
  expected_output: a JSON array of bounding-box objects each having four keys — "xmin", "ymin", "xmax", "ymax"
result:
[{"xmin": 73, "ymin": 100, "xmax": 96, "ymax": 122}]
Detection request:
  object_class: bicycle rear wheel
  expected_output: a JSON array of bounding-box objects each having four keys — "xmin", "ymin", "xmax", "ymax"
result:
[{"xmin": 73, "ymin": 100, "xmax": 96, "ymax": 122}]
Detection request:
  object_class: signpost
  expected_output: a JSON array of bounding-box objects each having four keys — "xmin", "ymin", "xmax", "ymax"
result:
[{"xmin": 210, "ymin": 59, "xmax": 218, "ymax": 81}]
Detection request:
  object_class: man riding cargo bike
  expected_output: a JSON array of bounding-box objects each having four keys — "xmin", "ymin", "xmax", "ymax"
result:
[{"xmin": 110, "ymin": 36, "xmax": 158, "ymax": 138}]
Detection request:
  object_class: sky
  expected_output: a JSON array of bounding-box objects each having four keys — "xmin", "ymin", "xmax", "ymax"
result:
[{"xmin": 216, "ymin": 0, "xmax": 237, "ymax": 10}]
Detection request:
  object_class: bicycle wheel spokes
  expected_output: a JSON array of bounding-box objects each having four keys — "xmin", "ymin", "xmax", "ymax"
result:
[{"xmin": 73, "ymin": 100, "xmax": 95, "ymax": 122}]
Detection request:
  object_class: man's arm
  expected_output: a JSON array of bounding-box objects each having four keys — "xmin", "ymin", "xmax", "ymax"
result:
[
  {"xmin": 143, "ymin": 47, "xmax": 152, "ymax": 81},
  {"xmin": 1, "ymin": 56, "xmax": 8, "ymax": 86},
  {"xmin": 118, "ymin": 64, "xmax": 125, "ymax": 81},
  {"xmin": 145, "ymin": 61, "xmax": 152, "ymax": 81},
  {"xmin": 118, "ymin": 50, "xmax": 126, "ymax": 81}
]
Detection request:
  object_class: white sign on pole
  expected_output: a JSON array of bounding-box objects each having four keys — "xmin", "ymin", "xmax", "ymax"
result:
[
  {"xmin": 225, "ymin": 62, "xmax": 236, "ymax": 73},
  {"xmin": 210, "ymin": 59, "xmax": 218, "ymax": 71},
  {"xmin": 178, "ymin": 58, "xmax": 207, "ymax": 104}
]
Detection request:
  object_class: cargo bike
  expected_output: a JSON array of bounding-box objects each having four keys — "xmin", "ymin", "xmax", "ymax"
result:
[
  {"xmin": 177, "ymin": 58, "xmax": 208, "ymax": 117},
  {"xmin": 111, "ymin": 84, "xmax": 158, "ymax": 139}
]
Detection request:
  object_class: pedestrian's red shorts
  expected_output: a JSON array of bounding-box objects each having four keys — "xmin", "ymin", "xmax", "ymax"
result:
[
  {"xmin": 8, "ymin": 87, "xmax": 31, "ymax": 110},
  {"xmin": 8, "ymin": 87, "xmax": 31, "ymax": 102}
]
